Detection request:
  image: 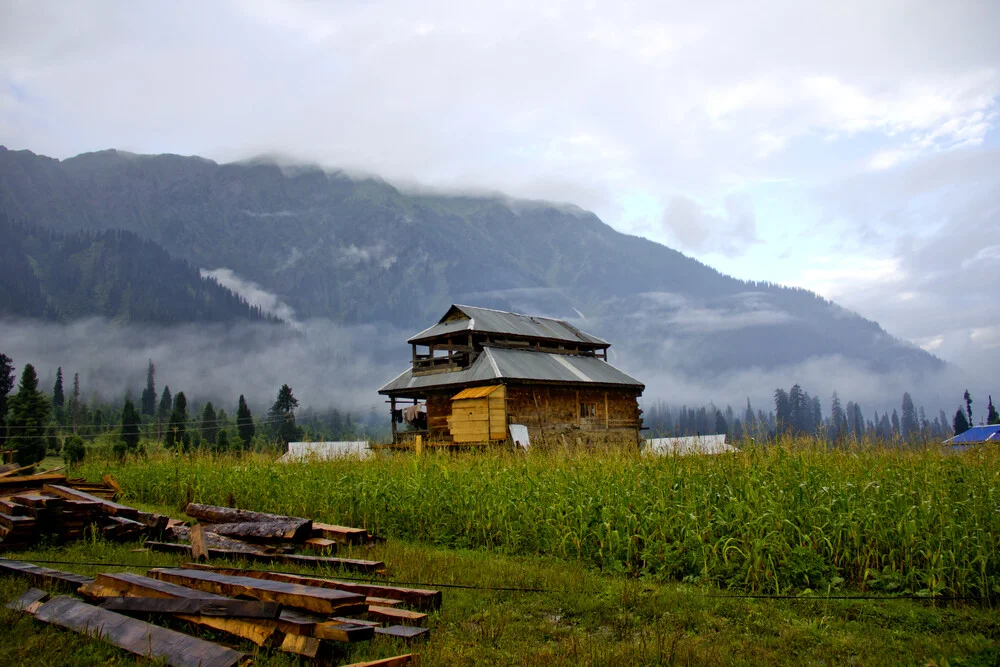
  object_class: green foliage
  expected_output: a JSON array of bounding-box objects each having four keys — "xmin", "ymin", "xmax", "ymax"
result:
[
  {"xmin": 987, "ymin": 395, "xmax": 999, "ymax": 426},
  {"xmin": 200, "ymin": 401, "xmax": 218, "ymax": 446},
  {"xmin": 6, "ymin": 363, "xmax": 50, "ymax": 465},
  {"xmin": 0, "ymin": 352, "xmax": 13, "ymax": 450},
  {"xmin": 140, "ymin": 360, "xmax": 156, "ymax": 416},
  {"xmin": 81, "ymin": 440, "xmax": 1000, "ymax": 597},
  {"xmin": 236, "ymin": 395, "xmax": 254, "ymax": 451},
  {"xmin": 267, "ymin": 385, "xmax": 301, "ymax": 447},
  {"xmin": 63, "ymin": 434, "xmax": 85, "ymax": 465},
  {"xmin": 164, "ymin": 391, "xmax": 187, "ymax": 450},
  {"xmin": 52, "ymin": 367, "xmax": 64, "ymax": 409},
  {"xmin": 215, "ymin": 429, "xmax": 230, "ymax": 452},
  {"xmin": 954, "ymin": 408, "xmax": 970, "ymax": 435},
  {"xmin": 119, "ymin": 398, "xmax": 141, "ymax": 457}
]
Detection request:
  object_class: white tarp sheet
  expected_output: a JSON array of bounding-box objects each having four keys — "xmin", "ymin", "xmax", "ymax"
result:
[
  {"xmin": 279, "ymin": 441, "xmax": 371, "ymax": 462},
  {"xmin": 644, "ymin": 434, "xmax": 735, "ymax": 455},
  {"xmin": 509, "ymin": 424, "xmax": 531, "ymax": 450}
]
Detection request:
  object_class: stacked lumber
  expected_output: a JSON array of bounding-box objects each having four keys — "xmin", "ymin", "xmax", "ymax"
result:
[
  {"xmin": 3, "ymin": 558, "xmax": 429, "ymax": 665},
  {"xmin": 141, "ymin": 503, "xmax": 386, "ymax": 573},
  {"xmin": 0, "ymin": 477, "xmax": 169, "ymax": 551}
]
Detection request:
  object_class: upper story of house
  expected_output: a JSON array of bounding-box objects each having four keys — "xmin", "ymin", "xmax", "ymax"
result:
[{"xmin": 407, "ymin": 304, "xmax": 610, "ymax": 376}]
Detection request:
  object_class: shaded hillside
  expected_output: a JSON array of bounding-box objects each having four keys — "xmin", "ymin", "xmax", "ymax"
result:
[
  {"xmin": 0, "ymin": 213, "xmax": 275, "ymax": 324},
  {"xmin": 0, "ymin": 146, "xmax": 943, "ymax": 374}
]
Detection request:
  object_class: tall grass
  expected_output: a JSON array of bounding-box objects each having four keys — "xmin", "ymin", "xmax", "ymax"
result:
[{"xmin": 79, "ymin": 439, "xmax": 1000, "ymax": 596}]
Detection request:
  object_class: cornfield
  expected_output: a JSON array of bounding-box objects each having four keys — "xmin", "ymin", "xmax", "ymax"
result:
[{"xmin": 80, "ymin": 439, "xmax": 1000, "ymax": 596}]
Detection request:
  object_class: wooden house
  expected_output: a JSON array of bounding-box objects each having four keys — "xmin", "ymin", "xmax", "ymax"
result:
[{"xmin": 378, "ymin": 304, "xmax": 645, "ymax": 445}]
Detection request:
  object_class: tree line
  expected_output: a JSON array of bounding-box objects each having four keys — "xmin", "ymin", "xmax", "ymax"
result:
[
  {"xmin": 644, "ymin": 384, "xmax": 998, "ymax": 444},
  {"xmin": 0, "ymin": 353, "xmax": 385, "ymax": 466}
]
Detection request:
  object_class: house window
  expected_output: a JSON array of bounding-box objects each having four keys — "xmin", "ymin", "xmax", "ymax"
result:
[{"xmin": 580, "ymin": 402, "xmax": 596, "ymax": 418}]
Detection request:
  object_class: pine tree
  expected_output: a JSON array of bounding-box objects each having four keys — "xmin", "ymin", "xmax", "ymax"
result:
[
  {"xmin": 987, "ymin": 395, "xmax": 999, "ymax": 426},
  {"xmin": 268, "ymin": 384, "xmax": 301, "ymax": 447},
  {"xmin": 890, "ymin": 409, "xmax": 900, "ymax": 439},
  {"xmin": 119, "ymin": 398, "xmax": 141, "ymax": 457},
  {"xmin": 165, "ymin": 391, "xmax": 187, "ymax": 450},
  {"xmin": 70, "ymin": 372, "xmax": 82, "ymax": 432},
  {"xmin": 900, "ymin": 392, "xmax": 917, "ymax": 442},
  {"xmin": 953, "ymin": 408, "xmax": 970, "ymax": 435},
  {"xmin": 7, "ymin": 364, "xmax": 51, "ymax": 465},
  {"xmin": 0, "ymin": 353, "xmax": 14, "ymax": 451},
  {"xmin": 830, "ymin": 392, "xmax": 847, "ymax": 441},
  {"xmin": 140, "ymin": 360, "xmax": 156, "ymax": 417},
  {"xmin": 215, "ymin": 429, "xmax": 230, "ymax": 452},
  {"xmin": 53, "ymin": 367, "xmax": 65, "ymax": 409},
  {"xmin": 788, "ymin": 384, "xmax": 806, "ymax": 433},
  {"xmin": 200, "ymin": 402, "xmax": 218, "ymax": 447},
  {"xmin": 714, "ymin": 410, "xmax": 728, "ymax": 435},
  {"xmin": 964, "ymin": 390, "xmax": 973, "ymax": 426},
  {"xmin": 156, "ymin": 385, "xmax": 172, "ymax": 440},
  {"xmin": 237, "ymin": 395, "xmax": 255, "ymax": 451},
  {"xmin": 774, "ymin": 389, "xmax": 790, "ymax": 431}
]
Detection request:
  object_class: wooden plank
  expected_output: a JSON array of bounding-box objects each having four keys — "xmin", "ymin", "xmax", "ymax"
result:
[
  {"xmin": 366, "ymin": 596, "xmax": 404, "ymax": 607},
  {"xmin": 303, "ymin": 537, "xmax": 338, "ymax": 551},
  {"xmin": 376, "ymin": 625, "xmax": 431, "ymax": 640},
  {"xmin": 189, "ymin": 524, "xmax": 210, "ymax": 560},
  {"xmin": 5, "ymin": 587, "xmax": 50, "ymax": 613},
  {"xmin": 0, "ymin": 558, "xmax": 94, "ymax": 591},
  {"xmin": 144, "ymin": 541, "xmax": 380, "ymax": 571},
  {"xmin": 165, "ymin": 525, "xmax": 270, "ymax": 553},
  {"xmin": 41, "ymin": 484, "xmax": 138, "ymax": 518},
  {"xmin": 275, "ymin": 608, "xmax": 322, "ymax": 635},
  {"xmin": 101, "ymin": 474, "xmax": 124, "ymax": 495},
  {"xmin": 279, "ymin": 633, "xmax": 321, "ymax": 658},
  {"xmin": 314, "ymin": 621, "xmax": 376, "ymax": 643},
  {"xmin": 367, "ymin": 605, "xmax": 428, "ymax": 626},
  {"xmin": 0, "ymin": 499, "xmax": 29, "ymax": 516},
  {"xmin": 32, "ymin": 596, "xmax": 247, "ymax": 667},
  {"xmin": 0, "ymin": 464, "xmax": 37, "ymax": 478},
  {"xmin": 207, "ymin": 519, "xmax": 312, "ymax": 543},
  {"xmin": 185, "ymin": 503, "xmax": 305, "ymax": 525},
  {"xmin": 181, "ymin": 564, "xmax": 442, "ymax": 610},
  {"xmin": 79, "ymin": 574, "xmax": 282, "ymax": 647},
  {"xmin": 312, "ymin": 522, "xmax": 368, "ymax": 544},
  {"xmin": 135, "ymin": 510, "xmax": 170, "ymax": 532},
  {"xmin": 149, "ymin": 568, "xmax": 368, "ymax": 615},
  {"xmin": 341, "ymin": 654, "xmax": 417, "ymax": 667},
  {"xmin": 0, "ymin": 473, "xmax": 66, "ymax": 488},
  {"xmin": 98, "ymin": 596, "xmax": 282, "ymax": 619}
]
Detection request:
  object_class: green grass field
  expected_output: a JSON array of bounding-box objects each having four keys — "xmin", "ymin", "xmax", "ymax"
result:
[{"xmin": 2, "ymin": 440, "xmax": 999, "ymax": 665}]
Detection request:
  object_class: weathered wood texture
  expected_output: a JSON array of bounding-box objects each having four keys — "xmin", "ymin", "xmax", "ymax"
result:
[
  {"xmin": 367, "ymin": 605, "xmax": 428, "ymax": 626},
  {"xmin": 505, "ymin": 385, "xmax": 641, "ymax": 435},
  {"xmin": 41, "ymin": 484, "xmax": 138, "ymax": 518},
  {"xmin": 5, "ymin": 587, "xmax": 49, "ymax": 613},
  {"xmin": 32, "ymin": 596, "xmax": 247, "ymax": 667},
  {"xmin": 181, "ymin": 564, "xmax": 442, "ymax": 610},
  {"xmin": 0, "ymin": 558, "xmax": 94, "ymax": 590},
  {"xmin": 376, "ymin": 625, "xmax": 431, "ymax": 640},
  {"xmin": 149, "ymin": 568, "xmax": 368, "ymax": 615},
  {"xmin": 448, "ymin": 386, "xmax": 507, "ymax": 443},
  {"xmin": 0, "ymin": 473, "xmax": 66, "ymax": 488},
  {"xmin": 311, "ymin": 522, "xmax": 369, "ymax": 544},
  {"xmin": 206, "ymin": 519, "xmax": 313, "ymax": 543},
  {"xmin": 314, "ymin": 621, "xmax": 376, "ymax": 643},
  {"xmin": 79, "ymin": 573, "xmax": 283, "ymax": 647},
  {"xmin": 98, "ymin": 596, "xmax": 282, "ymax": 619},
  {"xmin": 165, "ymin": 526, "xmax": 270, "ymax": 553},
  {"xmin": 185, "ymin": 503, "xmax": 306, "ymax": 526}
]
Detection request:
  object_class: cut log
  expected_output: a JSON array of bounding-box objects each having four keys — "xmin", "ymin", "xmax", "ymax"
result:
[
  {"xmin": 206, "ymin": 519, "xmax": 312, "ymax": 544},
  {"xmin": 135, "ymin": 510, "xmax": 170, "ymax": 532},
  {"xmin": 98, "ymin": 596, "xmax": 282, "ymax": 619},
  {"xmin": 314, "ymin": 621, "xmax": 376, "ymax": 643},
  {"xmin": 149, "ymin": 567, "xmax": 368, "ymax": 616},
  {"xmin": 5, "ymin": 587, "xmax": 50, "ymax": 613},
  {"xmin": 41, "ymin": 484, "xmax": 138, "ymax": 518},
  {"xmin": 166, "ymin": 525, "xmax": 270, "ymax": 553},
  {"xmin": 376, "ymin": 626, "xmax": 431, "ymax": 640},
  {"xmin": 31, "ymin": 596, "xmax": 246, "ymax": 667},
  {"xmin": 367, "ymin": 605, "xmax": 428, "ymax": 627},
  {"xmin": 181, "ymin": 564, "xmax": 442, "ymax": 610},
  {"xmin": 341, "ymin": 654, "xmax": 417, "ymax": 667},
  {"xmin": 0, "ymin": 558, "xmax": 94, "ymax": 591},
  {"xmin": 185, "ymin": 503, "xmax": 305, "ymax": 525},
  {"xmin": 79, "ymin": 573, "xmax": 282, "ymax": 647}
]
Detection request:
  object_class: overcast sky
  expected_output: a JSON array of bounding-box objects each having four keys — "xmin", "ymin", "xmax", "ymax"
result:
[{"xmin": 2, "ymin": 0, "xmax": 998, "ymax": 375}]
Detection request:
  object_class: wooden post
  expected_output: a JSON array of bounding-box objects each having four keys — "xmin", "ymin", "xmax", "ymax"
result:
[
  {"xmin": 390, "ymin": 397, "xmax": 397, "ymax": 444},
  {"xmin": 604, "ymin": 392, "xmax": 609, "ymax": 429},
  {"xmin": 414, "ymin": 435, "xmax": 423, "ymax": 456}
]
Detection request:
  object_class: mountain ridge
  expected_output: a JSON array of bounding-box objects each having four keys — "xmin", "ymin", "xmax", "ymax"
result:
[{"xmin": 0, "ymin": 145, "xmax": 943, "ymax": 377}]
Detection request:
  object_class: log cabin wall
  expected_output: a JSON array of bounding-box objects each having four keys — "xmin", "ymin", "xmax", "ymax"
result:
[{"xmin": 504, "ymin": 385, "xmax": 640, "ymax": 437}]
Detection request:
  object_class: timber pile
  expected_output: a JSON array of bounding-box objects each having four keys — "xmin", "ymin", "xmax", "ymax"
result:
[
  {"xmin": 0, "ymin": 475, "xmax": 153, "ymax": 551},
  {"xmin": 4, "ymin": 558, "xmax": 431, "ymax": 666},
  {"xmin": 142, "ymin": 503, "xmax": 386, "ymax": 573}
]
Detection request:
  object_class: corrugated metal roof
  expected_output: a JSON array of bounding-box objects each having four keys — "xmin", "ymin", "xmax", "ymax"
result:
[
  {"xmin": 407, "ymin": 305, "xmax": 608, "ymax": 346},
  {"xmin": 378, "ymin": 346, "xmax": 643, "ymax": 395},
  {"xmin": 452, "ymin": 385, "xmax": 503, "ymax": 399},
  {"xmin": 944, "ymin": 424, "xmax": 1000, "ymax": 445}
]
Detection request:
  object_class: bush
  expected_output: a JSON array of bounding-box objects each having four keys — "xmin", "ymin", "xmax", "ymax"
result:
[{"xmin": 63, "ymin": 435, "xmax": 86, "ymax": 465}]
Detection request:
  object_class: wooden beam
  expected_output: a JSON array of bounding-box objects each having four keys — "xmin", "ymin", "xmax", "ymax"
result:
[
  {"xmin": 180, "ymin": 563, "xmax": 442, "ymax": 610},
  {"xmin": 313, "ymin": 621, "xmax": 376, "ymax": 643},
  {"xmin": 41, "ymin": 484, "xmax": 138, "ymax": 518},
  {"xmin": 0, "ymin": 473, "xmax": 66, "ymax": 488},
  {"xmin": 312, "ymin": 522, "xmax": 368, "ymax": 544},
  {"xmin": 149, "ymin": 568, "xmax": 368, "ymax": 616},
  {"xmin": 98, "ymin": 596, "xmax": 282, "ymax": 619},
  {"xmin": 279, "ymin": 634, "xmax": 321, "ymax": 658},
  {"xmin": 31, "ymin": 596, "xmax": 247, "ymax": 667},
  {"xmin": 0, "ymin": 463, "xmax": 37, "ymax": 478},
  {"xmin": 376, "ymin": 625, "xmax": 431, "ymax": 640},
  {"xmin": 207, "ymin": 519, "xmax": 312, "ymax": 543},
  {"xmin": 0, "ymin": 558, "xmax": 94, "ymax": 591},
  {"xmin": 184, "ymin": 503, "xmax": 305, "ymax": 525},
  {"xmin": 367, "ymin": 605, "xmax": 428, "ymax": 626},
  {"xmin": 5, "ymin": 587, "xmax": 49, "ymax": 614}
]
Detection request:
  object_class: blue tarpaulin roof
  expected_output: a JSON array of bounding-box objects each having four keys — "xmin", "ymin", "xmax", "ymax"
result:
[{"xmin": 944, "ymin": 424, "xmax": 1000, "ymax": 445}]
